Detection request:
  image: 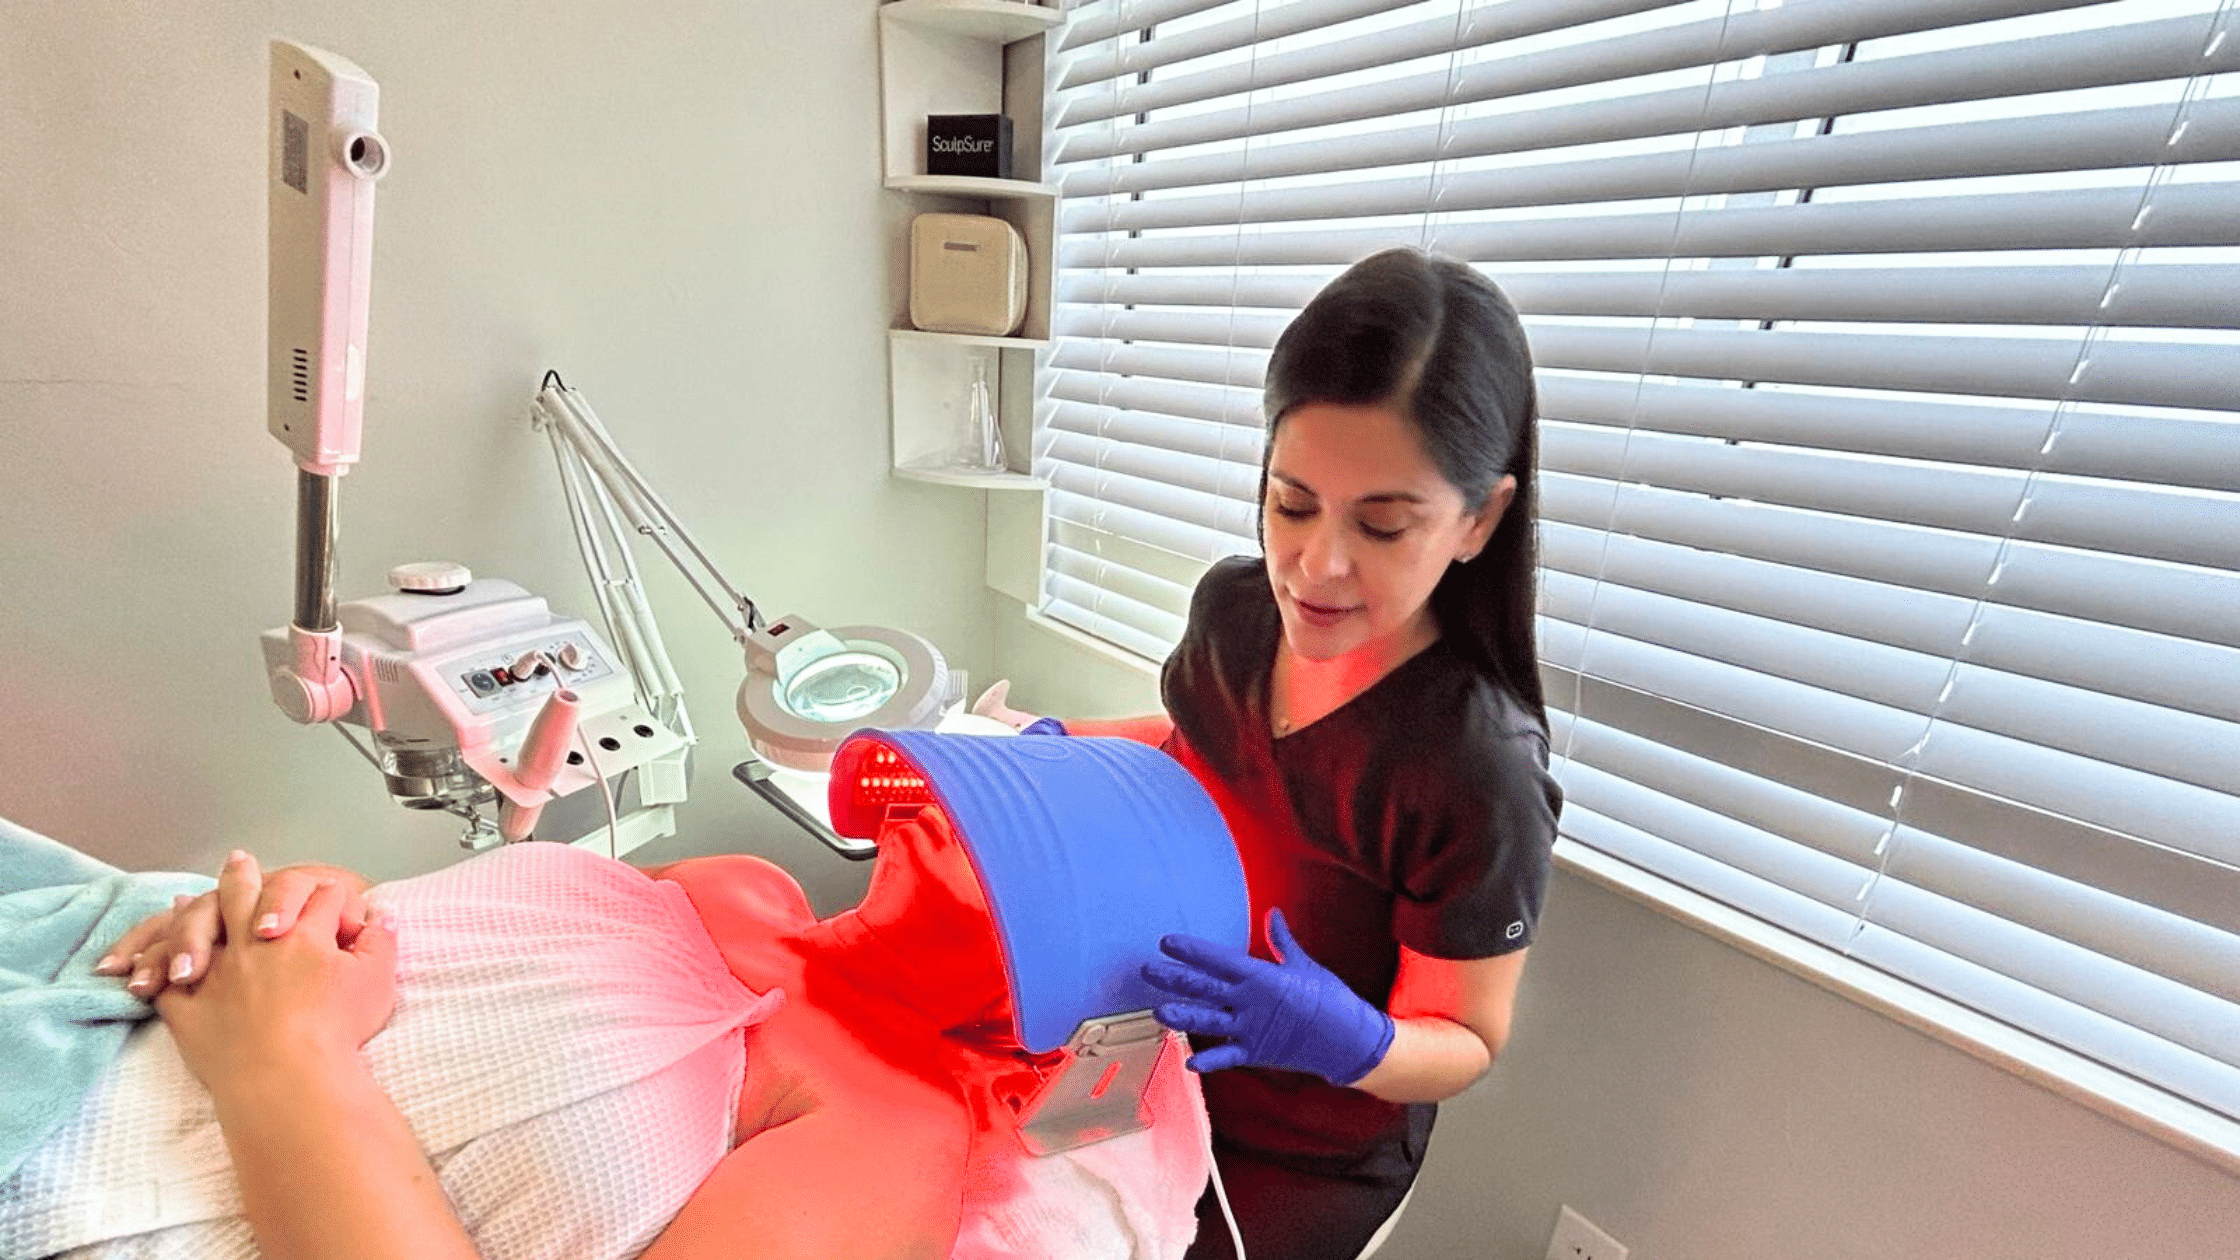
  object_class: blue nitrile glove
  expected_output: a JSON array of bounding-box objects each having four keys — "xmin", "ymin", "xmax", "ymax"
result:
[{"xmin": 1140, "ymin": 907, "xmax": 1396, "ymax": 1086}]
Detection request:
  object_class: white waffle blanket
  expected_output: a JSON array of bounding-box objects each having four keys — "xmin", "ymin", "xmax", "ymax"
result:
[
  {"xmin": 1, "ymin": 842, "xmax": 1212, "ymax": 1260},
  {"xmin": 1, "ymin": 843, "xmax": 778, "ymax": 1260}
]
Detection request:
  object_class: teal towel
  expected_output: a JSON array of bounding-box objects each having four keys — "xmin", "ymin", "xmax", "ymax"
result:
[{"xmin": 1, "ymin": 818, "xmax": 213, "ymax": 1181}]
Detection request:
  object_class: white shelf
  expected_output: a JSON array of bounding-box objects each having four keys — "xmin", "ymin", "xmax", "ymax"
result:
[
  {"xmin": 881, "ymin": 0, "xmax": 1063, "ymax": 44},
  {"xmin": 890, "ymin": 327, "xmax": 1051, "ymax": 351},
  {"xmin": 894, "ymin": 463, "xmax": 1047, "ymax": 490},
  {"xmin": 885, "ymin": 174, "xmax": 1057, "ymax": 199}
]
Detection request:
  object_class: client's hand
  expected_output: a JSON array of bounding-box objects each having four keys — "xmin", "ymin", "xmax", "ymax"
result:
[
  {"xmin": 971, "ymin": 679, "xmax": 1066, "ymax": 737},
  {"xmin": 154, "ymin": 851, "xmax": 399, "ymax": 1097},
  {"xmin": 971, "ymin": 679, "xmax": 1040, "ymax": 730},
  {"xmin": 95, "ymin": 860, "xmax": 372, "ymax": 997}
]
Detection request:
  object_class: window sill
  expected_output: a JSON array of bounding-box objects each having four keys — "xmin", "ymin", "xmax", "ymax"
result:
[{"xmin": 1554, "ymin": 836, "xmax": 2240, "ymax": 1179}]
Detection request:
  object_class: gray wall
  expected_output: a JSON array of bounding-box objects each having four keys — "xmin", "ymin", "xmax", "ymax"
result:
[{"xmin": 1, "ymin": 1, "xmax": 989, "ymax": 906}]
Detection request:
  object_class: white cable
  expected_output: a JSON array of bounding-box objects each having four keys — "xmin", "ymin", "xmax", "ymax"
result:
[
  {"xmin": 574, "ymin": 725, "xmax": 621, "ymax": 862},
  {"xmin": 1194, "ymin": 1037, "xmax": 1248, "ymax": 1260},
  {"xmin": 503, "ymin": 648, "xmax": 619, "ymax": 860}
]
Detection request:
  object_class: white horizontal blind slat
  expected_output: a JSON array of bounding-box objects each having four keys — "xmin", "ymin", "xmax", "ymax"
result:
[
  {"xmin": 1849, "ymin": 919, "xmax": 2240, "ymax": 1118},
  {"xmin": 1043, "ymin": 485, "xmax": 1256, "ymax": 563},
  {"xmin": 1042, "ymin": 426, "xmax": 1263, "ymax": 503},
  {"xmin": 1060, "ymin": 182, "xmax": 2240, "ymax": 267},
  {"xmin": 1908, "ymin": 716, "xmax": 2240, "ymax": 866},
  {"xmin": 1057, "ymin": 314, "xmax": 2237, "ymax": 409},
  {"xmin": 1049, "ymin": 338, "xmax": 1270, "ymax": 389},
  {"xmin": 1056, "ymin": 0, "xmax": 1235, "ymax": 54},
  {"xmin": 1045, "ymin": 459, "xmax": 1258, "ymax": 536},
  {"xmin": 1048, "ymin": 540, "xmax": 1196, "ymax": 620},
  {"xmin": 1545, "ymin": 518, "xmax": 2240, "ymax": 722},
  {"xmin": 1045, "ymin": 392, "xmax": 1264, "ymax": 449},
  {"xmin": 1550, "ymin": 666, "xmax": 2240, "ymax": 933},
  {"xmin": 1045, "ymin": 570, "xmax": 1190, "ymax": 648},
  {"xmin": 1540, "ymin": 520, "xmax": 1977, "ymax": 657},
  {"xmin": 1069, "ymin": 264, "xmax": 2240, "ymax": 330},
  {"xmin": 1880, "ymin": 829, "xmax": 2240, "ymax": 1007},
  {"xmin": 1558, "ymin": 759, "xmax": 1882, "ymax": 933},
  {"xmin": 1538, "ymin": 377, "xmax": 2240, "ymax": 492},
  {"xmin": 1541, "ymin": 425, "xmax": 2237, "ymax": 569},
  {"xmin": 1043, "ymin": 594, "xmax": 1180, "ymax": 662},
  {"xmin": 1555, "ymin": 711, "xmax": 2240, "ymax": 1016},
  {"xmin": 1556, "ymin": 798, "xmax": 1868, "ymax": 951}
]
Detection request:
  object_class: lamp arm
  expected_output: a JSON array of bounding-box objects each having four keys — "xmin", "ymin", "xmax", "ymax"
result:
[{"xmin": 531, "ymin": 383, "xmax": 760, "ymax": 643}]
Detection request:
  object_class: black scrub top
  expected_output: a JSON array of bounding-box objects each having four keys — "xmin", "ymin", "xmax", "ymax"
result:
[{"xmin": 1159, "ymin": 556, "xmax": 1561, "ymax": 1173}]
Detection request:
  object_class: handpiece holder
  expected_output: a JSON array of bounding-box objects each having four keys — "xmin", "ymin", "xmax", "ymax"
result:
[{"xmin": 497, "ymin": 686, "xmax": 583, "ymax": 843}]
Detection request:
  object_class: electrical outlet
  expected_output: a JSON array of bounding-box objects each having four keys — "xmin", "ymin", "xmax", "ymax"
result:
[{"xmin": 1545, "ymin": 1205, "xmax": 1629, "ymax": 1260}]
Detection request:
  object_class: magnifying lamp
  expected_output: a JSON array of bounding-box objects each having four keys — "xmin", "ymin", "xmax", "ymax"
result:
[{"xmin": 738, "ymin": 616, "xmax": 954, "ymax": 772}]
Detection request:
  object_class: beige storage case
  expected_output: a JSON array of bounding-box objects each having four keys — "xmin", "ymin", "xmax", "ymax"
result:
[{"xmin": 909, "ymin": 213, "xmax": 1027, "ymax": 337}]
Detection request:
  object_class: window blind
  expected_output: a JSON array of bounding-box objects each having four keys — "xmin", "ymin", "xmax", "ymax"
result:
[{"xmin": 1037, "ymin": 0, "xmax": 2240, "ymax": 1122}]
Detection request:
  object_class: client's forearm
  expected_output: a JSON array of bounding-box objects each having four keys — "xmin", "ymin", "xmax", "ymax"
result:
[
  {"xmin": 1062, "ymin": 713, "xmax": 1174, "ymax": 745},
  {"xmin": 210, "ymin": 1049, "xmax": 479, "ymax": 1260}
]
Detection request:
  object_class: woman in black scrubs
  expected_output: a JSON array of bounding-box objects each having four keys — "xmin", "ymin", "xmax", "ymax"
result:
[{"xmin": 979, "ymin": 247, "xmax": 1561, "ymax": 1260}]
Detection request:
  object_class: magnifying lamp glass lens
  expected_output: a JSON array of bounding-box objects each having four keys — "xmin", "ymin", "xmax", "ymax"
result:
[{"xmin": 784, "ymin": 650, "xmax": 902, "ymax": 723}]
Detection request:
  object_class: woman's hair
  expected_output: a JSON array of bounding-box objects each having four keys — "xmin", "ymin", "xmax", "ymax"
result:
[{"xmin": 1261, "ymin": 247, "xmax": 1546, "ymax": 727}]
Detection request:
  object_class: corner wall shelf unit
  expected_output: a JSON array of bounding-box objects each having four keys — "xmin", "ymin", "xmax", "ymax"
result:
[{"xmin": 877, "ymin": 0, "xmax": 1056, "ymax": 602}]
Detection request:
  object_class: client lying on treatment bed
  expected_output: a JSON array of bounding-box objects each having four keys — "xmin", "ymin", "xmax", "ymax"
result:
[{"xmin": 0, "ymin": 732, "xmax": 1249, "ymax": 1260}]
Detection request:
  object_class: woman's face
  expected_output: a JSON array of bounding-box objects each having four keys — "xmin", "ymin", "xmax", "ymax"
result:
[
  {"xmin": 855, "ymin": 807, "xmax": 1014, "ymax": 1029},
  {"xmin": 1262, "ymin": 401, "xmax": 1509, "ymax": 665}
]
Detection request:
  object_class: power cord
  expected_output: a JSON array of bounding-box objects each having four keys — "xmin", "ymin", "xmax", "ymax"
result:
[
  {"xmin": 1192, "ymin": 1030, "xmax": 1248, "ymax": 1260},
  {"xmin": 574, "ymin": 724, "xmax": 620, "ymax": 862}
]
